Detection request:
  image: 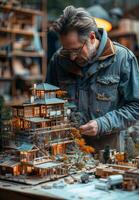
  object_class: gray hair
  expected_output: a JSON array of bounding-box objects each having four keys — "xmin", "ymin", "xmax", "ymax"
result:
[{"xmin": 52, "ymin": 6, "xmax": 99, "ymax": 41}]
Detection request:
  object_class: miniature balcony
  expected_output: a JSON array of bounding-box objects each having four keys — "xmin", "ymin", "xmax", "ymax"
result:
[
  {"xmin": 29, "ymin": 123, "xmax": 71, "ymax": 131},
  {"xmin": 21, "ymin": 156, "xmax": 51, "ymax": 165},
  {"xmin": 48, "ymin": 138, "xmax": 73, "ymax": 145},
  {"xmin": 51, "ymin": 124, "xmax": 71, "ymax": 130},
  {"xmin": 13, "ymin": 123, "xmax": 72, "ymax": 137}
]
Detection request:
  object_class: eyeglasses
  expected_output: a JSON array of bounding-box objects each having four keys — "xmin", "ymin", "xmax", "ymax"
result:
[{"xmin": 60, "ymin": 40, "xmax": 86, "ymax": 59}]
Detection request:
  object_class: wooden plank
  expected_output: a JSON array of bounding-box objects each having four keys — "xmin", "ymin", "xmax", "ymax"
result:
[
  {"xmin": 0, "ymin": 5, "xmax": 43, "ymax": 16},
  {"xmin": 0, "ymin": 28, "xmax": 44, "ymax": 36},
  {"xmin": 11, "ymin": 51, "xmax": 44, "ymax": 57}
]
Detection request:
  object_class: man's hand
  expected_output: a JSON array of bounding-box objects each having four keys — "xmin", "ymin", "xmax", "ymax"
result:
[{"xmin": 79, "ymin": 120, "xmax": 98, "ymax": 136}]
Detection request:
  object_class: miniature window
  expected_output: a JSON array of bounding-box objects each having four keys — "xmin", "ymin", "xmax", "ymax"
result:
[
  {"xmin": 51, "ymin": 132, "xmax": 57, "ymax": 140},
  {"xmin": 51, "ymin": 106, "xmax": 56, "ymax": 110},
  {"xmin": 47, "ymin": 106, "xmax": 54, "ymax": 116},
  {"xmin": 2, "ymin": 166, "xmax": 6, "ymax": 170},
  {"xmin": 13, "ymin": 108, "xmax": 17, "ymax": 116},
  {"xmin": 57, "ymin": 110, "xmax": 61, "ymax": 115},
  {"xmin": 36, "ymin": 91, "xmax": 40, "ymax": 97},
  {"xmin": 50, "ymin": 92, "xmax": 56, "ymax": 98},
  {"xmin": 48, "ymin": 106, "xmax": 61, "ymax": 116},
  {"xmin": 51, "ymin": 121, "xmax": 56, "ymax": 126},
  {"xmin": 53, "ymin": 105, "xmax": 59, "ymax": 110},
  {"xmin": 50, "ymin": 110, "xmax": 56, "ymax": 116},
  {"xmin": 24, "ymin": 107, "xmax": 33, "ymax": 117},
  {"xmin": 41, "ymin": 121, "xmax": 46, "ymax": 128},
  {"xmin": 24, "ymin": 121, "xmax": 30, "ymax": 129},
  {"xmin": 36, "ymin": 90, "xmax": 45, "ymax": 98},
  {"xmin": 21, "ymin": 153, "xmax": 27, "ymax": 162},
  {"xmin": 40, "ymin": 90, "xmax": 45, "ymax": 98},
  {"xmin": 36, "ymin": 123, "xmax": 42, "ymax": 128},
  {"xmin": 34, "ymin": 107, "xmax": 40, "ymax": 116},
  {"xmin": 45, "ymin": 122, "xmax": 50, "ymax": 127},
  {"xmin": 56, "ymin": 120, "xmax": 61, "ymax": 125},
  {"xmin": 45, "ymin": 93, "xmax": 50, "ymax": 98},
  {"xmin": 57, "ymin": 144, "xmax": 64, "ymax": 154},
  {"xmin": 41, "ymin": 106, "xmax": 46, "ymax": 114},
  {"xmin": 20, "ymin": 120, "xmax": 24, "ymax": 129},
  {"xmin": 18, "ymin": 109, "xmax": 23, "ymax": 117}
]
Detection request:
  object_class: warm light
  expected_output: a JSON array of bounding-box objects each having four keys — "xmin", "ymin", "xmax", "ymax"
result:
[{"xmin": 94, "ymin": 17, "xmax": 112, "ymax": 32}]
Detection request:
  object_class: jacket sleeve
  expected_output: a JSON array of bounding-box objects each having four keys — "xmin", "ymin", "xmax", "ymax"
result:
[
  {"xmin": 96, "ymin": 53, "xmax": 139, "ymax": 134},
  {"xmin": 46, "ymin": 54, "xmax": 59, "ymax": 86}
]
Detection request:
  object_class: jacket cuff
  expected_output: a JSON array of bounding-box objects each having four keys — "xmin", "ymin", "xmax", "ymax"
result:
[{"xmin": 95, "ymin": 116, "xmax": 111, "ymax": 135}]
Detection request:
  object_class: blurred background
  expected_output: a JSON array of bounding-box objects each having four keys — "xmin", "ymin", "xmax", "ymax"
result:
[{"xmin": 0, "ymin": 0, "xmax": 139, "ymax": 105}]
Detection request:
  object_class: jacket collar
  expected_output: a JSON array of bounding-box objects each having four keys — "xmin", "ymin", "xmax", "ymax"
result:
[{"xmin": 98, "ymin": 38, "xmax": 116, "ymax": 61}]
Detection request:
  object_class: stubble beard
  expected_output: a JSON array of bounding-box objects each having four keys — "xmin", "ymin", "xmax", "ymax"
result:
[{"xmin": 75, "ymin": 41, "xmax": 97, "ymax": 67}]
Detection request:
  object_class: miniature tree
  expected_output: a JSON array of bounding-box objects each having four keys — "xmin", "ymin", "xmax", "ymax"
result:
[{"xmin": 70, "ymin": 128, "xmax": 95, "ymax": 169}]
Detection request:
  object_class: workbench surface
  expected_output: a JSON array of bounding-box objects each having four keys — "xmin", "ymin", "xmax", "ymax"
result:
[{"xmin": 0, "ymin": 178, "xmax": 139, "ymax": 200}]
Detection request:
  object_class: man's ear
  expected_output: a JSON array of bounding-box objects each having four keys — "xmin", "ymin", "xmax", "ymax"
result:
[{"xmin": 89, "ymin": 32, "xmax": 95, "ymax": 44}]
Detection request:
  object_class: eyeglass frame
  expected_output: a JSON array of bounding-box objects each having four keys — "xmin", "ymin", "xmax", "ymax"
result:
[{"xmin": 59, "ymin": 40, "xmax": 87, "ymax": 59}]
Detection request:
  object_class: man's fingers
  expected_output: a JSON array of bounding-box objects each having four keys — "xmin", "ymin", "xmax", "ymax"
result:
[
  {"xmin": 79, "ymin": 120, "xmax": 98, "ymax": 136},
  {"xmin": 80, "ymin": 124, "xmax": 92, "ymax": 132}
]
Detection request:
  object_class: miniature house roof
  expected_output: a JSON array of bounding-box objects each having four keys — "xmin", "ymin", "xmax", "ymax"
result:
[
  {"xmin": 0, "ymin": 160, "xmax": 20, "ymax": 167},
  {"xmin": 34, "ymin": 162, "xmax": 62, "ymax": 169},
  {"xmin": 33, "ymin": 83, "xmax": 60, "ymax": 91},
  {"xmin": 16, "ymin": 143, "xmax": 39, "ymax": 152},
  {"xmin": 65, "ymin": 102, "xmax": 77, "ymax": 108},
  {"xmin": 13, "ymin": 98, "xmax": 65, "ymax": 107},
  {"xmin": 35, "ymin": 97, "xmax": 65, "ymax": 105}
]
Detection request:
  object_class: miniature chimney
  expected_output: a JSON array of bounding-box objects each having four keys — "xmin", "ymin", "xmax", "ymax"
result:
[{"xmin": 30, "ymin": 96, "xmax": 35, "ymax": 103}]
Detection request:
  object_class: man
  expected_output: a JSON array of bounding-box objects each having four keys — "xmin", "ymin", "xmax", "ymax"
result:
[{"xmin": 47, "ymin": 6, "xmax": 139, "ymax": 150}]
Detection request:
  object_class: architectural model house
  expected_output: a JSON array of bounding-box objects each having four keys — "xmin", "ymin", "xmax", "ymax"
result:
[{"xmin": 0, "ymin": 83, "xmax": 80, "ymax": 184}]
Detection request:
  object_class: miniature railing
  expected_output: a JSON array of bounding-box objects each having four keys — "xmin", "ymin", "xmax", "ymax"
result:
[
  {"xmin": 14, "ymin": 124, "xmax": 72, "ymax": 137},
  {"xmin": 32, "ymin": 156, "xmax": 51, "ymax": 165},
  {"xmin": 47, "ymin": 138, "xmax": 73, "ymax": 145},
  {"xmin": 21, "ymin": 156, "xmax": 51, "ymax": 165},
  {"xmin": 13, "ymin": 121, "xmax": 71, "ymax": 131},
  {"xmin": 30, "ymin": 124, "xmax": 71, "ymax": 132},
  {"xmin": 51, "ymin": 124, "xmax": 71, "ymax": 130}
]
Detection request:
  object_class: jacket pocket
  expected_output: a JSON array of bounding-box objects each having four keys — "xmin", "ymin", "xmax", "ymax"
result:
[
  {"xmin": 96, "ymin": 75, "xmax": 120, "ymax": 99},
  {"xmin": 97, "ymin": 75, "xmax": 120, "ymax": 85},
  {"xmin": 95, "ymin": 75, "xmax": 120, "ymax": 114}
]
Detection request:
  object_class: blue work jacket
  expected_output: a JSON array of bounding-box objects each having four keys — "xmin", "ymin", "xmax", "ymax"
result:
[{"xmin": 47, "ymin": 28, "xmax": 139, "ymax": 149}]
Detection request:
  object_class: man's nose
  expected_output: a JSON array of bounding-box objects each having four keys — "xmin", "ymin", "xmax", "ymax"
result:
[{"xmin": 70, "ymin": 54, "xmax": 77, "ymax": 61}]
